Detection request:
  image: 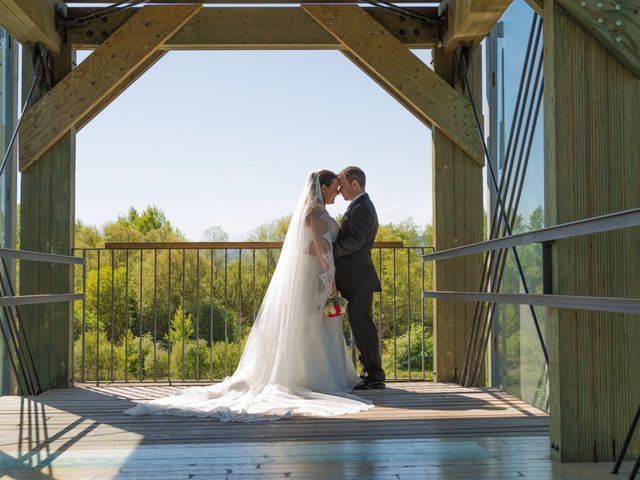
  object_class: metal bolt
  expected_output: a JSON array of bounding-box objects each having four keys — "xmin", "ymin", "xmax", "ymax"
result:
[
  {"xmin": 598, "ymin": 17, "xmax": 604, "ymax": 23},
  {"xmin": 615, "ymin": 4, "xmax": 621, "ymax": 9},
  {"xmin": 581, "ymin": 1, "xmax": 586, "ymax": 5},
  {"xmin": 597, "ymin": 2, "xmax": 603, "ymax": 7},
  {"xmin": 616, "ymin": 20, "xmax": 622, "ymax": 25},
  {"xmin": 399, "ymin": 29, "xmax": 406, "ymax": 36},
  {"xmin": 616, "ymin": 36, "xmax": 622, "ymax": 42},
  {"xmin": 413, "ymin": 29, "xmax": 420, "ymax": 36}
]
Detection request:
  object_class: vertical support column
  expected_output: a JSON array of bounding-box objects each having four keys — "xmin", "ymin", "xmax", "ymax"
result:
[
  {"xmin": 432, "ymin": 47, "xmax": 484, "ymax": 383},
  {"xmin": 0, "ymin": 29, "xmax": 19, "ymax": 395},
  {"xmin": 544, "ymin": 0, "xmax": 640, "ymax": 462},
  {"xmin": 19, "ymin": 42, "xmax": 76, "ymax": 391}
]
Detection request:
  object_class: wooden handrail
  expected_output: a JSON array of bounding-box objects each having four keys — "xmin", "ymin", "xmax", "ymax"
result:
[{"xmin": 102, "ymin": 241, "xmax": 405, "ymax": 250}]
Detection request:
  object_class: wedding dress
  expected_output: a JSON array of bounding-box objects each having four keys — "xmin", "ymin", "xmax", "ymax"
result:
[{"xmin": 124, "ymin": 172, "xmax": 372, "ymax": 421}]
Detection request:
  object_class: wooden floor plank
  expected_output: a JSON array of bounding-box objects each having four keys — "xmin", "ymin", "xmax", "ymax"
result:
[{"xmin": 0, "ymin": 382, "xmax": 627, "ymax": 479}]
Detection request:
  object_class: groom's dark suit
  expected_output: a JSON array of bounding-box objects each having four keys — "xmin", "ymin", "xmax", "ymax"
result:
[{"xmin": 333, "ymin": 193, "xmax": 385, "ymax": 383}]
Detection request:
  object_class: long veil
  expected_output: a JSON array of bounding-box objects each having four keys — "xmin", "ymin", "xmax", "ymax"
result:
[{"xmin": 124, "ymin": 172, "xmax": 371, "ymax": 421}]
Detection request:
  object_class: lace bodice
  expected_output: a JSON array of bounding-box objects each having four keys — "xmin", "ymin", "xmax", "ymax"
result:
[{"xmin": 325, "ymin": 210, "xmax": 340, "ymax": 242}]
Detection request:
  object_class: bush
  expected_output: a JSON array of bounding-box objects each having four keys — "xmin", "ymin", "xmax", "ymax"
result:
[{"xmin": 382, "ymin": 323, "xmax": 433, "ymax": 378}]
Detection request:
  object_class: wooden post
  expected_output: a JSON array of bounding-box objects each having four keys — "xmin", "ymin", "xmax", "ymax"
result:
[
  {"xmin": 544, "ymin": 0, "xmax": 640, "ymax": 462},
  {"xmin": 431, "ymin": 47, "xmax": 484, "ymax": 383},
  {"xmin": 0, "ymin": 29, "xmax": 19, "ymax": 395},
  {"xmin": 19, "ymin": 42, "xmax": 76, "ymax": 391}
]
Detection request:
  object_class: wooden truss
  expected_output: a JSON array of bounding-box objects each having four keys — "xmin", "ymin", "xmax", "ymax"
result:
[{"xmin": 12, "ymin": 0, "xmax": 638, "ymax": 170}]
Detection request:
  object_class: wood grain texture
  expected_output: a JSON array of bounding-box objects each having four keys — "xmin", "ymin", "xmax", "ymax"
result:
[
  {"xmin": 75, "ymin": 51, "xmax": 167, "ymax": 132},
  {"xmin": 18, "ymin": 5, "xmax": 201, "ymax": 172},
  {"xmin": 525, "ymin": 0, "xmax": 544, "ymax": 16},
  {"xmin": 0, "ymin": 0, "xmax": 61, "ymax": 53},
  {"xmin": 2, "ymin": 384, "xmax": 635, "ymax": 478},
  {"xmin": 66, "ymin": 7, "xmax": 439, "ymax": 50},
  {"xmin": 556, "ymin": 0, "xmax": 640, "ymax": 78},
  {"xmin": 65, "ymin": 0, "xmax": 438, "ymax": 4},
  {"xmin": 443, "ymin": 0, "xmax": 513, "ymax": 52},
  {"xmin": 18, "ymin": 42, "xmax": 76, "ymax": 393},
  {"xmin": 302, "ymin": 5, "xmax": 485, "ymax": 166},
  {"xmin": 544, "ymin": 0, "xmax": 640, "ymax": 462},
  {"xmin": 431, "ymin": 47, "xmax": 484, "ymax": 384}
]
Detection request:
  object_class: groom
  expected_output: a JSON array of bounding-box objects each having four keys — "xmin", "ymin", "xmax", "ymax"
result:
[{"xmin": 334, "ymin": 166, "xmax": 386, "ymax": 390}]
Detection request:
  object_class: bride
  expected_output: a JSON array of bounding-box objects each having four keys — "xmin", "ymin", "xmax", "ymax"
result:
[{"xmin": 124, "ymin": 171, "xmax": 372, "ymax": 421}]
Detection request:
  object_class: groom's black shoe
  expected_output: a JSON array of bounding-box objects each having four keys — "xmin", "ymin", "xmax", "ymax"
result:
[{"xmin": 353, "ymin": 377, "xmax": 386, "ymax": 390}]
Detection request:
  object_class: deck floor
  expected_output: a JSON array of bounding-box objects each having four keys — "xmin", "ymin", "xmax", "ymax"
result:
[{"xmin": 0, "ymin": 382, "xmax": 634, "ymax": 479}]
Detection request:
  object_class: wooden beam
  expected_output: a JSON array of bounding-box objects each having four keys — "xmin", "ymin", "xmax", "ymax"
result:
[
  {"xmin": 544, "ymin": 0, "xmax": 640, "ymax": 461},
  {"xmin": 431, "ymin": 46, "xmax": 484, "ymax": 384},
  {"xmin": 66, "ymin": 7, "xmax": 439, "ymax": 50},
  {"xmin": 0, "ymin": 0, "xmax": 61, "ymax": 54},
  {"xmin": 525, "ymin": 0, "xmax": 544, "ymax": 17},
  {"xmin": 75, "ymin": 50, "xmax": 167, "ymax": 132},
  {"xmin": 18, "ymin": 5, "xmax": 201, "ymax": 171},
  {"xmin": 442, "ymin": 0, "xmax": 513, "ymax": 52},
  {"xmin": 302, "ymin": 5, "xmax": 484, "ymax": 166},
  {"xmin": 554, "ymin": 0, "xmax": 640, "ymax": 78},
  {"xmin": 19, "ymin": 41, "xmax": 75, "ymax": 392},
  {"xmin": 66, "ymin": 0, "xmax": 439, "ymax": 4}
]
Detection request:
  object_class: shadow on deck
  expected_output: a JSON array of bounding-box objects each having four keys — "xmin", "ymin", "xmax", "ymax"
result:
[{"xmin": 0, "ymin": 382, "xmax": 632, "ymax": 479}]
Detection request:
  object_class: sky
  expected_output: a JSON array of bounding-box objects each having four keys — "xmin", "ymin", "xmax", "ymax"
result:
[{"xmin": 74, "ymin": 49, "xmax": 434, "ymax": 241}]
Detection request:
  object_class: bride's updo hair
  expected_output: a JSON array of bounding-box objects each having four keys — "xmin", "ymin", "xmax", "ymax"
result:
[{"xmin": 317, "ymin": 170, "xmax": 337, "ymax": 188}]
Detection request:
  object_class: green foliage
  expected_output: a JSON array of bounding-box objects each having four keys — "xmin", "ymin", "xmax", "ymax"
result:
[
  {"xmin": 120, "ymin": 206, "xmax": 170, "ymax": 234},
  {"xmin": 166, "ymin": 306, "xmax": 194, "ymax": 346},
  {"xmin": 248, "ymin": 215, "xmax": 291, "ymax": 241},
  {"xmin": 382, "ymin": 323, "xmax": 433, "ymax": 378},
  {"xmin": 84, "ymin": 265, "xmax": 138, "ymax": 341},
  {"xmin": 75, "ymin": 205, "xmax": 436, "ymax": 382},
  {"xmin": 495, "ymin": 206, "xmax": 547, "ymax": 408},
  {"xmin": 75, "ymin": 220, "xmax": 102, "ymax": 249},
  {"xmin": 201, "ymin": 225, "xmax": 229, "ymax": 242}
]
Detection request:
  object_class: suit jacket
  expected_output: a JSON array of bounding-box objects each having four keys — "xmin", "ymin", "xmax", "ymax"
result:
[{"xmin": 333, "ymin": 193, "xmax": 382, "ymax": 294}]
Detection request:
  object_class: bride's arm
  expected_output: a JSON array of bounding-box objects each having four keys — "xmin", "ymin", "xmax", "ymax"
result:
[{"xmin": 308, "ymin": 209, "xmax": 333, "ymax": 274}]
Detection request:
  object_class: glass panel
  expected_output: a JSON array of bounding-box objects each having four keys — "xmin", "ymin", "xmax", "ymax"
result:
[
  {"xmin": 487, "ymin": 0, "xmax": 547, "ymax": 410},
  {"xmin": 0, "ymin": 27, "xmax": 16, "ymax": 395}
]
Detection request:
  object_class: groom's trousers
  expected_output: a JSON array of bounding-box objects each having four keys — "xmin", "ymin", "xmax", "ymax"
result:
[{"xmin": 344, "ymin": 290, "xmax": 385, "ymax": 382}]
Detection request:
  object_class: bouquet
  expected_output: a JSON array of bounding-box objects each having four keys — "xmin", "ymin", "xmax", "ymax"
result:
[{"xmin": 324, "ymin": 294, "xmax": 348, "ymax": 318}]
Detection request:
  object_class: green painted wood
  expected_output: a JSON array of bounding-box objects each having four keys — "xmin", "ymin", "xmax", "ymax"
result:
[
  {"xmin": 18, "ymin": 42, "xmax": 76, "ymax": 392},
  {"xmin": 544, "ymin": 0, "xmax": 640, "ymax": 462},
  {"xmin": 431, "ymin": 47, "xmax": 484, "ymax": 384}
]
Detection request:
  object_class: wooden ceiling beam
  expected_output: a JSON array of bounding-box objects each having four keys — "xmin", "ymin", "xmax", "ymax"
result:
[
  {"xmin": 19, "ymin": 5, "xmax": 201, "ymax": 171},
  {"xmin": 441, "ymin": 0, "xmax": 513, "ymax": 53},
  {"xmin": 555, "ymin": 0, "xmax": 640, "ymax": 78},
  {"xmin": 525, "ymin": 0, "xmax": 543, "ymax": 17},
  {"xmin": 65, "ymin": 0, "xmax": 439, "ymax": 4},
  {"xmin": 0, "ymin": 0, "xmax": 61, "ymax": 54},
  {"xmin": 302, "ymin": 4, "xmax": 484, "ymax": 166},
  {"xmin": 65, "ymin": 6, "xmax": 439, "ymax": 50}
]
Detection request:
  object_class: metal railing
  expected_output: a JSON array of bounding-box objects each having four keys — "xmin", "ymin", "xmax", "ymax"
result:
[
  {"xmin": 0, "ymin": 248, "xmax": 85, "ymax": 395},
  {"xmin": 423, "ymin": 207, "xmax": 640, "ymax": 313},
  {"xmin": 422, "ymin": 207, "xmax": 640, "ymax": 386},
  {"xmin": 74, "ymin": 241, "xmax": 434, "ymax": 384}
]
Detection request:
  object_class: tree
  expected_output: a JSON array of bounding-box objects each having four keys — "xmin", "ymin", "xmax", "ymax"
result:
[
  {"xmin": 248, "ymin": 215, "xmax": 291, "ymax": 241},
  {"xmin": 201, "ymin": 225, "xmax": 229, "ymax": 242}
]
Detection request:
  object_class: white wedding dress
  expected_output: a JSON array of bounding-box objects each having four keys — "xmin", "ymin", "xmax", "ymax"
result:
[{"xmin": 124, "ymin": 173, "xmax": 372, "ymax": 422}]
